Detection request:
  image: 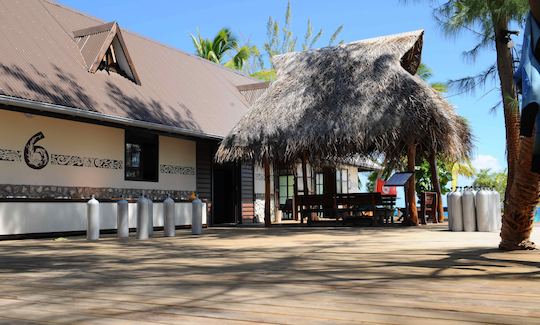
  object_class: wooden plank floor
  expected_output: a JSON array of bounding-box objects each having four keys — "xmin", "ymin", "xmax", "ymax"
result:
[{"xmin": 0, "ymin": 225, "xmax": 539, "ymax": 324}]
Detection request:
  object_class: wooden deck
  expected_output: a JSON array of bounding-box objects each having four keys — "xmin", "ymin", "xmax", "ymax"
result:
[{"xmin": 0, "ymin": 225, "xmax": 539, "ymax": 324}]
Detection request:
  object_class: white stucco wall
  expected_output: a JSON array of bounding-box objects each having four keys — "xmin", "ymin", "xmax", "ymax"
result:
[
  {"xmin": 0, "ymin": 110, "xmax": 196, "ymax": 191},
  {"xmin": 0, "ymin": 202, "xmax": 206, "ymax": 235}
]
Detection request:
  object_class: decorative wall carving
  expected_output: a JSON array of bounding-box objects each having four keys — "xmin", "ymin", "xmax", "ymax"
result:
[
  {"xmin": 160, "ymin": 164, "xmax": 195, "ymax": 175},
  {"xmin": 0, "ymin": 184, "xmax": 193, "ymax": 201},
  {"xmin": 51, "ymin": 154, "xmax": 123, "ymax": 169},
  {"xmin": 0, "ymin": 149, "xmax": 22, "ymax": 162}
]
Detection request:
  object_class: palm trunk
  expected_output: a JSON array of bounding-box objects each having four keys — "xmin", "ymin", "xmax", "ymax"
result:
[
  {"xmin": 500, "ymin": 136, "xmax": 540, "ymax": 250},
  {"xmin": 495, "ymin": 4, "xmax": 540, "ymax": 249},
  {"xmin": 263, "ymin": 157, "xmax": 272, "ymax": 227},
  {"xmin": 493, "ymin": 14, "xmax": 520, "ymax": 203},
  {"xmin": 428, "ymin": 152, "xmax": 444, "ymax": 223},
  {"xmin": 406, "ymin": 143, "xmax": 419, "ymax": 225}
]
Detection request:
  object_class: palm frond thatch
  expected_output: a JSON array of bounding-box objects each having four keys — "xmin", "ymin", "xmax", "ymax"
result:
[{"xmin": 216, "ymin": 30, "xmax": 473, "ymax": 166}]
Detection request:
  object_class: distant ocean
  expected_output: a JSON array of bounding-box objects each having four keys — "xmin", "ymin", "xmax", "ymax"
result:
[{"xmin": 536, "ymin": 207, "xmax": 540, "ymax": 222}]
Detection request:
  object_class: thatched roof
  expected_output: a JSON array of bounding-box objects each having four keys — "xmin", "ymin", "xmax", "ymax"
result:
[{"xmin": 216, "ymin": 30, "xmax": 472, "ymax": 166}]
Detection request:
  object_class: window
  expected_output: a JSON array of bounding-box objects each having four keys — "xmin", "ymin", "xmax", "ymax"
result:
[
  {"xmin": 278, "ymin": 175, "xmax": 295, "ymax": 205},
  {"xmin": 297, "ymin": 165, "xmax": 313, "ymax": 195},
  {"xmin": 315, "ymin": 173, "xmax": 324, "ymax": 195},
  {"xmin": 336, "ymin": 169, "xmax": 349, "ymax": 194},
  {"xmin": 125, "ymin": 131, "xmax": 158, "ymax": 182}
]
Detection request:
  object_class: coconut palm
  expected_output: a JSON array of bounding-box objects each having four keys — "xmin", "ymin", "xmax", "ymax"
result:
[
  {"xmin": 410, "ymin": 0, "xmax": 537, "ymax": 249},
  {"xmin": 191, "ymin": 28, "xmax": 253, "ymax": 70},
  {"xmin": 499, "ymin": 1, "xmax": 540, "ymax": 250}
]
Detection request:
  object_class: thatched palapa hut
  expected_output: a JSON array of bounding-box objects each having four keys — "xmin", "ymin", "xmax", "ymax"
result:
[{"xmin": 216, "ymin": 30, "xmax": 472, "ymax": 225}]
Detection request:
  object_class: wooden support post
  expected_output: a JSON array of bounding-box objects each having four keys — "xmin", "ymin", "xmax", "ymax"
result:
[
  {"xmin": 407, "ymin": 143, "xmax": 419, "ymax": 226},
  {"xmin": 301, "ymin": 156, "xmax": 309, "ymax": 195},
  {"xmin": 301, "ymin": 156, "xmax": 309, "ymax": 224},
  {"xmin": 293, "ymin": 170, "xmax": 298, "ymax": 221},
  {"xmin": 264, "ymin": 157, "xmax": 272, "ymax": 227},
  {"xmin": 429, "ymin": 152, "xmax": 444, "ymax": 223}
]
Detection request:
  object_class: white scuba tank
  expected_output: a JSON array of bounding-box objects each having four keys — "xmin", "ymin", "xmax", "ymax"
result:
[
  {"xmin": 476, "ymin": 188, "xmax": 490, "ymax": 232},
  {"xmin": 493, "ymin": 190, "xmax": 502, "ymax": 231},
  {"xmin": 447, "ymin": 191, "xmax": 454, "ymax": 230},
  {"xmin": 462, "ymin": 188, "xmax": 476, "ymax": 232},
  {"xmin": 448, "ymin": 189, "xmax": 464, "ymax": 231}
]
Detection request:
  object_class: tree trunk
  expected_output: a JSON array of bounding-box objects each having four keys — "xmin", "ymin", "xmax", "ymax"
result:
[
  {"xmin": 493, "ymin": 14, "xmax": 520, "ymax": 203},
  {"xmin": 500, "ymin": 136, "xmax": 540, "ymax": 250},
  {"xmin": 498, "ymin": 2, "xmax": 540, "ymax": 249},
  {"xmin": 406, "ymin": 143, "xmax": 419, "ymax": 225},
  {"xmin": 263, "ymin": 157, "xmax": 272, "ymax": 227},
  {"xmin": 428, "ymin": 152, "xmax": 444, "ymax": 223}
]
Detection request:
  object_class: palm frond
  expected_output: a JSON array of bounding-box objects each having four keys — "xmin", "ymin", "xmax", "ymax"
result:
[
  {"xmin": 447, "ymin": 63, "xmax": 497, "ymax": 95},
  {"xmin": 329, "ymin": 25, "xmax": 344, "ymax": 46}
]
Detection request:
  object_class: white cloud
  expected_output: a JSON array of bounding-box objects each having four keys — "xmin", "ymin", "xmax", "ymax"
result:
[{"xmin": 471, "ymin": 155, "xmax": 503, "ymax": 172}]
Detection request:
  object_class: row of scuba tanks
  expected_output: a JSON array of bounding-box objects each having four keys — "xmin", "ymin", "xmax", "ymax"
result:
[{"xmin": 447, "ymin": 187, "xmax": 501, "ymax": 232}]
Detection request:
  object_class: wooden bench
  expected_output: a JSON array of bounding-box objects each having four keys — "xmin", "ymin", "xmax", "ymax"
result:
[
  {"xmin": 336, "ymin": 193, "xmax": 383, "ymax": 225},
  {"xmin": 298, "ymin": 193, "xmax": 384, "ymax": 225},
  {"xmin": 297, "ymin": 194, "xmax": 335, "ymax": 224}
]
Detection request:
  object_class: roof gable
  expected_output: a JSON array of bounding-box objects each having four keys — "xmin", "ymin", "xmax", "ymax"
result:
[{"xmin": 73, "ymin": 22, "xmax": 141, "ymax": 85}]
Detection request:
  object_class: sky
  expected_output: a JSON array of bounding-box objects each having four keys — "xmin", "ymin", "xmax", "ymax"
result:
[{"xmin": 57, "ymin": 0, "xmax": 510, "ymax": 181}]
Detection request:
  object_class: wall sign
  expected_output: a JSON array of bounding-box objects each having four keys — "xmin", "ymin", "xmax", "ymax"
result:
[{"xmin": 24, "ymin": 132, "xmax": 49, "ymax": 170}]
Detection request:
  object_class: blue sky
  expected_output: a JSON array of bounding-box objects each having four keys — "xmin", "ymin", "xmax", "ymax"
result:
[{"xmin": 58, "ymin": 0, "xmax": 509, "ymax": 179}]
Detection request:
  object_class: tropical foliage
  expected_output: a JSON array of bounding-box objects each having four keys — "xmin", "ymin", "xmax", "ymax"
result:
[
  {"xmin": 252, "ymin": 0, "xmax": 344, "ymax": 81},
  {"xmin": 472, "ymin": 168, "xmax": 508, "ymax": 202},
  {"xmin": 450, "ymin": 159, "xmax": 475, "ymax": 190},
  {"xmin": 191, "ymin": 28, "xmax": 256, "ymax": 70},
  {"xmin": 417, "ymin": 63, "xmax": 448, "ymax": 93},
  {"xmin": 415, "ymin": 160, "xmax": 453, "ymax": 195},
  {"xmin": 191, "ymin": 1, "xmax": 344, "ymax": 79}
]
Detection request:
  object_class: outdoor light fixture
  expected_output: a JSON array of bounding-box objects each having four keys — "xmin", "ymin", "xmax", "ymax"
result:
[{"xmin": 503, "ymin": 29, "xmax": 520, "ymax": 48}]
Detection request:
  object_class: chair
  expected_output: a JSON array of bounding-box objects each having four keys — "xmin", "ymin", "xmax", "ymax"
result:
[{"xmin": 420, "ymin": 192, "xmax": 438, "ymax": 224}]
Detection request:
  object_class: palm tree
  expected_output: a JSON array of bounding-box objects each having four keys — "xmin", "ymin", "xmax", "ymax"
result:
[
  {"xmin": 416, "ymin": 63, "xmax": 448, "ymax": 93},
  {"xmin": 191, "ymin": 28, "xmax": 253, "ymax": 70},
  {"xmin": 501, "ymin": 1, "xmax": 540, "ymax": 250},
  {"xmin": 450, "ymin": 160, "xmax": 475, "ymax": 191},
  {"xmin": 413, "ymin": 0, "xmax": 537, "ymax": 250}
]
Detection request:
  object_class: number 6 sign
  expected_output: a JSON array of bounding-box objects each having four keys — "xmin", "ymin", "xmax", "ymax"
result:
[{"xmin": 24, "ymin": 132, "xmax": 49, "ymax": 170}]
